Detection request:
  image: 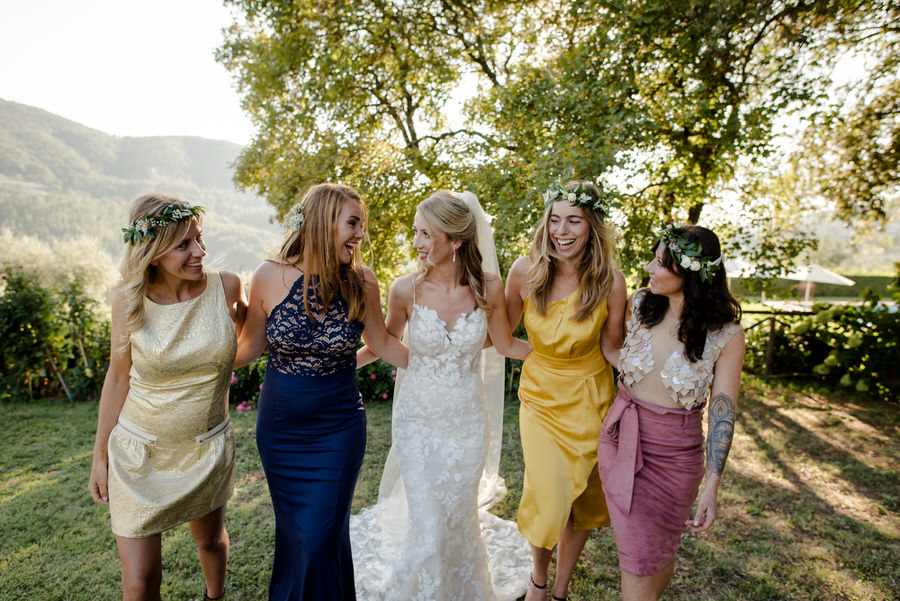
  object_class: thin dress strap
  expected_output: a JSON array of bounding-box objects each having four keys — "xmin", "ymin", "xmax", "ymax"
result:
[{"xmin": 410, "ymin": 275, "xmax": 417, "ymax": 337}]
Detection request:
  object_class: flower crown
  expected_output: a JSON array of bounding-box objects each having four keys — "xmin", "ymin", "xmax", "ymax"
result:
[
  {"xmin": 659, "ymin": 224, "xmax": 723, "ymax": 285},
  {"xmin": 282, "ymin": 203, "xmax": 305, "ymax": 231},
  {"xmin": 122, "ymin": 203, "xmax": 204, "ymax": 245},
  {"xmin": 542, "ymin": 181, "xmax": 608, "ymax": 215}
]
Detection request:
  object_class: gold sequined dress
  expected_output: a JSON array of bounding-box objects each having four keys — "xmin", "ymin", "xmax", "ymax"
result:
[{"xmin": 108, "ymin": 272, "xmax": 236, "ymax": 538}]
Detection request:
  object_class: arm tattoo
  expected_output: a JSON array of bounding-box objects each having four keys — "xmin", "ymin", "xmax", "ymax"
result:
[{"xmin": 706, "ymin": 392, "xmax": 735, "ymax": 477}]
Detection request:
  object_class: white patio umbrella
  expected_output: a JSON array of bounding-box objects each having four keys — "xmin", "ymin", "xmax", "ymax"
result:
[{"xmin": 782, "ymin": 263, "xmax": 855, "ymax": 301}]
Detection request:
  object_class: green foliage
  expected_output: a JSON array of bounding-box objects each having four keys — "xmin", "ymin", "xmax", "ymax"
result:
[
  {"xmin": 356, "ymin": 359, "xmax": 397, "ymax": 403},
  {"xmin": 796, "ymin": 4, "xmax": 900, "ymax": 222},
  {"xmin": 0, "ymin": 270, "xmax": 108, "ymax": 402},
  {"xmin": 229, "ymin": 355, "xmax": 397, "ymax": 409},
  {"xmin": 219, "ymin": 0, "xmax": 890, "ymax": 279},
  {"xmin": 230, "ymin": 356, "xmax": 267, "ymax": 412},
  {"xmin": 744, "ymin": 292, "xmax": 900, "ymax": 403}
]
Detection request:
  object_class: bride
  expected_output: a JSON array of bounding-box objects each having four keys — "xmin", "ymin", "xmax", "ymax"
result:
[{"xmin": 352, "ymin": 190, "xmax": 533, "ymax": 601}]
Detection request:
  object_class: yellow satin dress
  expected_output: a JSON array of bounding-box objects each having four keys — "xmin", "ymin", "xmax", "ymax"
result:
[
  {"xmin": 108, "ymin": 272, "xmax": 236, "ymax": 538},
  {"xmin": 517, "ymin": 291, "xmax": 614, "ymax": 549}
]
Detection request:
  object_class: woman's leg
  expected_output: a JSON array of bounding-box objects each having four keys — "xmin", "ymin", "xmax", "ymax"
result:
[
  {"xmin": 525, "ymin": 543, "xmax": 553, "ymax": 601},
  {"xmin": 189, "ymin": 505, "xmax": 229, "ymax": 599},
  {"xmin": 551, "ymin": 515, "xmax": 591, "ymax": 600},
  {"xmin": 116, "ymin": 534, "xmax": 163, "ymax": 601},
  {"xmin": 620, "ymin": 560, "xmax": 676, "ymax": 601}
]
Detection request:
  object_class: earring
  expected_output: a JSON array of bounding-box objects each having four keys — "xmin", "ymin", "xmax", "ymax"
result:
[{"xmin": 452, "ymin": 247, "xmax": 456, "ymax": 262}]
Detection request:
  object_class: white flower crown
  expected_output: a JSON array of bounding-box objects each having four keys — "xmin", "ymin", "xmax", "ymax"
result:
[
  {"xmin": 659, "ymin": 224, "xmax": 723, "ymax": 285},
  {"xmin": 542, "ymin": 181, "xmax": 608, "ymax": 215},
  {"xmin": 122, "ymin": 203, "xmax": 204, "ymax": 245}
]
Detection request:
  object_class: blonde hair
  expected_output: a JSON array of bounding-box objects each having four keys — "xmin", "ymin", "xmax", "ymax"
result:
[
  {"xmin": 527, "ymin": 181, "xmax": 617, "ymax": 321},
  {"xmin": 117, "ymin": 193, "xmax": 203, "ymax": 343},
  {"xmin": 415, "ymin": 190, "xmax": 488, "ymax": 311},
  {"xmin": 279, "ymin": 183, "xmax": 368, "ymax": 321}
]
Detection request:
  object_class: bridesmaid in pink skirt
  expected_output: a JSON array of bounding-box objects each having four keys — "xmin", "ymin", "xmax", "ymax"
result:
[{"xmin": 598, "ymin": 225, "xmax": 745, "ymax": 601}]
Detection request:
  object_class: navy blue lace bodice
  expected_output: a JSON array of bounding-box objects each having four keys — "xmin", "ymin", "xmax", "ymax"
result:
[{"xmin": 266, "ymin": 273, "xmax": 364, "ymax": 376}]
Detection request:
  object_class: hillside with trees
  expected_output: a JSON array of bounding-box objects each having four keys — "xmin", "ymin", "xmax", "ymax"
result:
[{"xmin": 0, "ymin": 98, "xmax": 281, "ymax": 273}]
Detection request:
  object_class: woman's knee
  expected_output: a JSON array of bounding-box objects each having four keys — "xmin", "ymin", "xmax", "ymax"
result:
[{"xmin": 193, "ymin": 526, "xmax": 228, "ymax": 552}]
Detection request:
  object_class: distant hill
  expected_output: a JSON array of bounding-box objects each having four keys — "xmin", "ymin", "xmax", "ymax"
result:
[{"xmin": 0, "ymin": 98, "xmax": 281, "ymax": 273}]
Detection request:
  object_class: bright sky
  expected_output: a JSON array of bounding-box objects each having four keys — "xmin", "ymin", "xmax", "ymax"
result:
[{"xmin": 0, "ymin": 0, "xmax": 253, "ymax": 145}]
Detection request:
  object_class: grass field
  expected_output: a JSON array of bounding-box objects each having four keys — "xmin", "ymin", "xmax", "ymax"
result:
[{"xmin": 0, "ymin": 376, "xmax": 897, "ymax": 600}]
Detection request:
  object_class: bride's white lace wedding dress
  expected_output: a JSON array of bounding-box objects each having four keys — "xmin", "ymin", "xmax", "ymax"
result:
[{"xmin": 350, "ymin": 300, "xmax": 531, "ymax": 601}]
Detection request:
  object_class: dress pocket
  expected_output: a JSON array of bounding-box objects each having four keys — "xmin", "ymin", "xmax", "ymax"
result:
[{"xmin": 108, "ymin": 422, "xmax": 153, "ymax": 472}]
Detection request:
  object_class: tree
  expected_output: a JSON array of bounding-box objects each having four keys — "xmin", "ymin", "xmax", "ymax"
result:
[
  {"xmin": 219, "ymin": 0, "xmax": 883, "ymax": 279},
  {"xmin": 218, "ymin": 0, "xmax": 537, "ymax": 278},
  {"xmin": 796, "ymin": 2, "xmax": 899, "ymax": 222}
]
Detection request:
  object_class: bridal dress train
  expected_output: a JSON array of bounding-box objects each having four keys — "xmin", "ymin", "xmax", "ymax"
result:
[{"xmin": 350, "ymin": 296, "xmax": 531, "ymax": 601}]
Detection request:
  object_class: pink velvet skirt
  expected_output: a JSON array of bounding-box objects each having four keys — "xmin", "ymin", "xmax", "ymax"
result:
[{"xmin": 597, "ymin": 384, "xmax": 705, "ymax": 576}]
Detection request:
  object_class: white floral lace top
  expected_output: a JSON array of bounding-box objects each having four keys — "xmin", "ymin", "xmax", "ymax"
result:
[{"xmin": 618, "ymin": 289, "xmax": 740, "ymax": 410}]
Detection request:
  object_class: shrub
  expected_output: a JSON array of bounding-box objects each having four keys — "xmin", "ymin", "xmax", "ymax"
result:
[
  {"xmin": 356, "ymin": 359, "xmax": 396, "ymax": 402},
  {"xmin": 744, "ymin": 286, "xmax": 899, "ymax": 403},
  {"xmin": 228, "ymin": 355, "xmax": 397, "ymax": 410},
  {"xmin": 230, "ymin": 356, "xmax": 267, "ymax": 413},
  {"xmin": 0, "ymin": 270, "xmax": 109, "ymax": 401}
]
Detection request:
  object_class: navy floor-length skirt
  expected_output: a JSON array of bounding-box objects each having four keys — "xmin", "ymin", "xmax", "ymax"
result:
[{"xmin": 257, "ymin": 366, "xmax": 366, "ymax": 601}]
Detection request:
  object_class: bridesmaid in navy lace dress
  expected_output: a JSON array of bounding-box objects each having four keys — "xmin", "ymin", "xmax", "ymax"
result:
[{"xmin": 236, "ymin": 183, "xmax": 408, "ymax": 601}]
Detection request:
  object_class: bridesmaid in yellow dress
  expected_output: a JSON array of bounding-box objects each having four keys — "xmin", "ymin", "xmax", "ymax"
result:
[
  {"xmin": 505, "ymin": 181, "xmax": 626, "ymax": 601},
  {"xmin": 89, "ymin": 194, "xmax": 246, "ymax": 601}
]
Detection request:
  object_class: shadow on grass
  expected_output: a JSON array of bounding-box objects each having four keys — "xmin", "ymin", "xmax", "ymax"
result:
[
  {"xmin": 663, "ymin": 382, "xmax": 899, "ymax": 601},
  {"xmin": 1, "ymin": 379, "xmax": 897, "ymax": 601}
]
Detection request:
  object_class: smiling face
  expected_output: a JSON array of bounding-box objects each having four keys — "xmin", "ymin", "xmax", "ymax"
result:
[
  {"xmin": 151, "ymin": 220, "xmax": 206, "ymax": 281},
  {"xmin": 332, "ymin": 198, "xmax": 365, "ymax": 264},
  {"xmin": 412, "ymin": 211, "xmax": 456, "ymax": 266},
  {"xmin": 547, "ymin": 201, "xmax": 590, "ymax": 261},
  {"xmin": 645, "ymin": 244, "xmax": 683, "ymax": 298}
]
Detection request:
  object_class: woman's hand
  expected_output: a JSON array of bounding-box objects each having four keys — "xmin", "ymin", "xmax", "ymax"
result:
[
  {"xmin": 89, "ymin": 457, "xmax": 110, "ymax": 505},
  {"xmin": 687, "ymin": 479, "xmax": 719, "ymax": 533}
]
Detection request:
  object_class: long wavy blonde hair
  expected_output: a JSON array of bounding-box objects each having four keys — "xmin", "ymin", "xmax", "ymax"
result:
[
  {"xmin": 415, "ymin": 190, "xmax": 488, "ymax": 311},
  {"xmin": 117, "ymin": 193, "xmax": 203, "ymax": 344},
  {"xmin": 527, "ymin": 181, "xmax": 617, "ymax": 321},
  {"xmin": 278, "ymin": 183, "xmax": 368, "ymax": 321}
]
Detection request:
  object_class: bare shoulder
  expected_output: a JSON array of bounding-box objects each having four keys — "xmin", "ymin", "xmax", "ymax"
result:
[
  {"xmin": 506, "ymin": 256, "xmax": 531, "ymax": 296},
  {"xmin": 484, "ymin": 272, "xmax": 504, "ymax": 294},
  {"xmin": 219, "ymin": 271, "xmax": 246, "ymax": 307},
  {"xmin": 727, "ymin": 324, "xmax": 746, "ymax": 347},
  {"xmin": 509, "ymin": 256, "xmax": 531, "ymax": 275},
  {"xmin": 361, "ymin": 265, "xmax": 378, "ymax": 282},
  {"xmin": 251, "ymin": 259, "xmax": 283, "ymax": 281},
  {"xmin": 360, "ymin": 266, "xmax": 383, "ymax": 293},
  {"xmin": 219, "ymin": 270, "xmax": 243, "ymax": 292},
  {"xmin": 390, "ymin": 273, "xmax": 415, "ymax": 303}
]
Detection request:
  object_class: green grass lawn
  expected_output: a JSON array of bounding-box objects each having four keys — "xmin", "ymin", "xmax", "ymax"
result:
[{"xmin": 1, "ymin": 376, "xmax": 897, "ymax": 600}]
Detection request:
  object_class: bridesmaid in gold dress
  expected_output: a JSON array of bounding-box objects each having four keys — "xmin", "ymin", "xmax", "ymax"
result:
[
  {"xmin": 89, "ymin": 194, "xmax": 246, "ymax": 601},
  {"xmin": 505, "ymin": 181, "xmax": 627, "ymax": 601}
]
